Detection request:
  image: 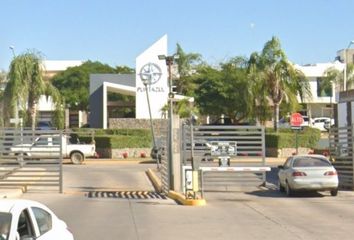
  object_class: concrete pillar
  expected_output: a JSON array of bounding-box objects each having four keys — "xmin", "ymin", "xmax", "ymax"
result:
[{"xmin": 172, "ymin": 114, "xmax": 181, "ymax": 192}]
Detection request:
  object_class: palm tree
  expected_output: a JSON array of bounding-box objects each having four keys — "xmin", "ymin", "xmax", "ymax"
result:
[
  {"xmin": 324, "ymin": 62, "xmax": 354, "ymax": 91},
  {"xmin": 174, "ymin": 43, "xmax": 202, "ymax": 95},
  {"xmin": 0, "ymin": 70, "xmax": 7, "ymax": 127},
  {"xmin": 250, "ymin": 37, "xmax": 311, "ymax": 131},
  {"xmin": 4, "ymin": 50, "xmax": 63, "ymax": 129}
]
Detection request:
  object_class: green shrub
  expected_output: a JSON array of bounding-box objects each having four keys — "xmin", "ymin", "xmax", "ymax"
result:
[
  {"xmin": 79, "ymin": 136, "xmax": 112, "ymax": 148},
  {"xmin": 266, "ymin": 127, "xmax": 321, "ymax": 148},
  {"xmin": 76, "ymin": 129, "xmax": 152, "ymax": 148}
]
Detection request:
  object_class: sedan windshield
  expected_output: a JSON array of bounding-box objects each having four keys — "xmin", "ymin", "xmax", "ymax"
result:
[
  {"xmin": 0, "ymin": 212, "xmax": 12, "ymax": 240},
  {"xmin": 293, "ymin": 157, "xmax": 331, "ymax": 167}
]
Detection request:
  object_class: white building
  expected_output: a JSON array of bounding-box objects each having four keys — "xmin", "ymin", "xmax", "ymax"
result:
[
  {"xmin": 295, "ymin": 61, "xmax": 344, "ymax": 120},
  {"xmin": 37, "ymin": 60, "xmax": 83, "ymax": 123}
]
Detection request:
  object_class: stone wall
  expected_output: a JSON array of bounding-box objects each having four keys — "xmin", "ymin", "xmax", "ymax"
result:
[
  {"xmin": 96, "ymin": 147, "xmax": 151, "ymax": 159},
  {"xmin": 99, "ymin": 118, "xmax": 169, "ymax": 159},
  {"xmin": 109, "ymin": 118, "xmax": 168, "ymax": 135}
]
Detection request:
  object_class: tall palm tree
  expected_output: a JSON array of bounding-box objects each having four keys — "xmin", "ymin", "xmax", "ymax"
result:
[
  {"xmin": 250, "ymin": 37, "xmax": 310, "ymax": 131},
  {"xmin": 0, "ymin": 70, "xmax": 7, "ymax": 127},
  {"xmin": 4, "ymin": 51, "xmax": 62, "ymax": 129},
  {"xmin": 174, "ymin": 43, "xmax": 202, "ymax": 95}
]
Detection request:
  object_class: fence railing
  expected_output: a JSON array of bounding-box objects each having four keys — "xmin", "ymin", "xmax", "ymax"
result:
[
  {"xmin": 329, "ymin": 126, "xmax": 354, "ymax": 189},
  {"xmin": 182, "ymin": 125, "xmax": 267, "ymax": 193},
  {"xmin": 0, "ymin": 128, "xmax": 63, "ymax": 193}
]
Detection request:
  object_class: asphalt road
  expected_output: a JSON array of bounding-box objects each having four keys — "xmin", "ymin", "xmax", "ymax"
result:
[{"xmin": 21, "ymin": 162, "xmax": 354, "ymax": 240}]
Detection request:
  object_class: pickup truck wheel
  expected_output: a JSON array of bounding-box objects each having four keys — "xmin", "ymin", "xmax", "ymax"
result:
[{"xmin": 71, "ymin": 152, "xmax": 84, "ymax": 165}]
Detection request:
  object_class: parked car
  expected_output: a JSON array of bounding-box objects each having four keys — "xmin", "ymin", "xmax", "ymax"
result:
[
  {"xmin": 312, "ymin": 117, "xmax": 334, "ymax": 131},
  {"xmin": 36, "ymin": 121, "xmax": 55, "ymax": 130},
  {"xmin": 10, "ymin": 135, "xmax": 97, "ymax": 164},
  {"xmin": 324, "ymin": 120, "xmax": 334, "ymax": 131},
  {"xmin": 0, "ymin": 199, "xmax": 74, "ymax": 240},
  {"xmin": 278, "ymin": 154, "xmax": 339, "ymax": 197},
  {"xmin": 300, "ymin": 116, "xmax": 310, "ymax": 127}
]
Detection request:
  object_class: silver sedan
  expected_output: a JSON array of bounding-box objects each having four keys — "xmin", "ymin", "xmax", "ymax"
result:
[{"xmin": 278, "ymin": 155, "xmax": 339, "ymax": 197}]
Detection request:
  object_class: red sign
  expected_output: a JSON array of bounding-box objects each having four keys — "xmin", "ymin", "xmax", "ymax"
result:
[{"xmin": 290, "ymin": 113, "xmax": 304, "ymax": 127}]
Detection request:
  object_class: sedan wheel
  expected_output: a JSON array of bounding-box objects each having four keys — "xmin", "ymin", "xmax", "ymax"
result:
[
  {"xmin": 285, "ymin": 182, "xmax": 293, "ymax": 197},
  {"xmin": 278, "ymin": 180, "xmax": 285, "ymax": 192},
  {"xmin": 330, "ymin": 188, "xmax": 338, "ymax": 196}
]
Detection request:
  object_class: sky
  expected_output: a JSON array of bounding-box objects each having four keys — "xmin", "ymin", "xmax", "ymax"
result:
[{"xmin": 1, "ymin": 0, "xmax": 354, "ymax": 71}]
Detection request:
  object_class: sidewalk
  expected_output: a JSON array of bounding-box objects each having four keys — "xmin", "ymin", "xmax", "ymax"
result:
[{"xmin": 0, "ymin": 188, "xmax": 23, "ymax": 198}]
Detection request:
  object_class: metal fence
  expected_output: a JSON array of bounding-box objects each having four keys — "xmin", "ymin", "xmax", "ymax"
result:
[
  {"xmin": 153, "ymin": 125, "xmax": 169, "ymax": 195},
  {"xmin": 329, "ymin": 126, "xmax": 354, "ymax": 189},
  {"xmin": 0, "ymin": 128, "xmax": 63, "ymax": 193},
  {"xmin": 182, "ymin": 125, "xmax": 268, "ymax": 192}
]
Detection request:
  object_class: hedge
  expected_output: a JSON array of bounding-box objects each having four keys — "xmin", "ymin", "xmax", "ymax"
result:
[
  {"xmin": 72, "ymin": 127, "xmax": 321, "ymax": 149},
  {"xmin": 76, "ymin": 129, "xmax": 152, "ymax": 148},
  {"xmin": 265, "ymin": 127, "xmax": 321, "ymax": 148}
]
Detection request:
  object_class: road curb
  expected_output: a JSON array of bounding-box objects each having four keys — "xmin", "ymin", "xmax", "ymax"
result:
[
  {"xmin": 146, "ymin": 168, "xmax": 162, "ymax": 193},
  {"xmin": 0, "ymin": 188, "xmax": 24, "ymax": 199},
  {"xmin": 167, "ymin": 191, "xmax": 206, "ymax": 206},
  {"xmin": 146, "ymin": 168, "xmax": 206, "ymax": 206}
]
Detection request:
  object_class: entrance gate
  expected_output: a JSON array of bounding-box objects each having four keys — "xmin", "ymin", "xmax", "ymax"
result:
[
  {"xmin": 0, "ymin": 128, "xmax": 63, "ymax": 193},
  {"xmin": 329, "ymin": 126, "xmax": 354, "ymax": 189},
  {"xmin": 182, "ymin": 125, "xmax": 269, "ymax": 193}
]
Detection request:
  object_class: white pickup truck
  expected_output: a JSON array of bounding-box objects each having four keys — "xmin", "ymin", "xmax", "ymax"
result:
[{"xmin": 10, "ymin": 135, "xmax": 97, "ymax": 164}]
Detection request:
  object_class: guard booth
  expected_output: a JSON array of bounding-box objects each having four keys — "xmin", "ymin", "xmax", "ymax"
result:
[{"xmin": 181, "ymin": 124, "xmax": 270, "ymax": 195}]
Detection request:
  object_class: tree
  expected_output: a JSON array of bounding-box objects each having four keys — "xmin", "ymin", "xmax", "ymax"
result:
[
  {"xmin": 51, "ymin": 61, "xmax": 134, "ymax": 111},
  {"xmin": 194, "ymin": 57, "xmax": 253, "ymax": 123},
  {"xmin": 324, "ymin": 62, "xmax": 354, "ymax": 91},
  {"xmin": 249, "ymin": 37, "xmax": 310, "ymax": 131},
  {"xmin": 0, "ymin": 70, "xmax": 7, "ymax": 127},
  {"xmin": 4, "ymin": 51, "xmax": 62, "ymax": 129},
  {"xmin": 174, "ymin": 43, "xmax": 202, "ymax": 95}
]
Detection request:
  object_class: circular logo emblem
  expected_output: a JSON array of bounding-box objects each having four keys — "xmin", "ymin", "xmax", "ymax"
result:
[{"xmin": 139, "ymin": 63, "xmax": 162, "ymax": 85}]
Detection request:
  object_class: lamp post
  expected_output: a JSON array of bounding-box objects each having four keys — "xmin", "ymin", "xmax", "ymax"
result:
[
  {"xmin": 158, "ymin": 54, "xmax": 179, "ymax": 190},
  {"xmin": 139, "ymin": 67, "xmax": 158, "ymax": 167},
  {"xmin": 343, "ymin": 40, "xmax": 354, "ymax": 91}
]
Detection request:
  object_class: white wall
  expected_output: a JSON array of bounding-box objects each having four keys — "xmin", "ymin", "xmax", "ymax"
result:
[
  {"xmin": 295, "ymin": 62, "xmax": 344, "ymax": 104},
  {"xmin": 338, "ymin": 102, "xmax": 347, "ymax": 127},
  {"xmin": 135, "ymin": 35, "xmax": 168, "ymax": 119},
  {"xmin": 37, "ymin": 95, "xmax": 55, "ymax": 111}
]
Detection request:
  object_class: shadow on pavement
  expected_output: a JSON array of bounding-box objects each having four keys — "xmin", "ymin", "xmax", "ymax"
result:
[{"xmin": 246, "ymin": 189, "xmax": 326, "ymax": 198}]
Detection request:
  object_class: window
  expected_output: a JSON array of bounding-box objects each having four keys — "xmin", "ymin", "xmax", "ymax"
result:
[
  {"xmin": 31, "ymin": 207, "xmax": 52, "ymax": 235},
  {"xmin": 293, "ymin": 157, "xmax": 331, "ymax": 167},
  {"xmin": 0, "ymin": 212, "xmax": 12, "ymax": 240},
  {"xmin": 34, "ymin": 137, "xmax": 49, "ymax": 146},
  {"xmin": 17, "ymin": 210, "xmax": 35, "ymax": 239},
  {"xmin": 316, "ymin": 77, "xmax": 332, "ymax": 97}
]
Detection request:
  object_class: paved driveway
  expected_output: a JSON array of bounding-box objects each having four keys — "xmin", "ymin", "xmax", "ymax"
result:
[{"xmin": 19, "ymin": 162, "xmax": 354, "ymax": 240}]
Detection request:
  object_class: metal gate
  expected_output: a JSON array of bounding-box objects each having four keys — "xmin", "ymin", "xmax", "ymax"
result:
[
  {"xmin": 329, "ymin": 126, "xmax": 354, "ymax": 189},
  {"xmin": 152, "ymin": 123, "xmax": 169, "ymax": 195},
  {"xmin": 182, "ymin": 125, "xmax": 268, "ymax": 192},
  {"xmin": 0, "ymin": 128, "xmax": 63, "ymax": 193}
]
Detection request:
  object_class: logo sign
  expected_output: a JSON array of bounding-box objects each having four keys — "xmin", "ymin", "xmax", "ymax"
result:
[
  {"xmin": 139, "ymin": 63, "xmax": 162, "ymax": 85},
  {"xmin": 290, "ymin": 113, "xmax": 304, "ymax": 127}
]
